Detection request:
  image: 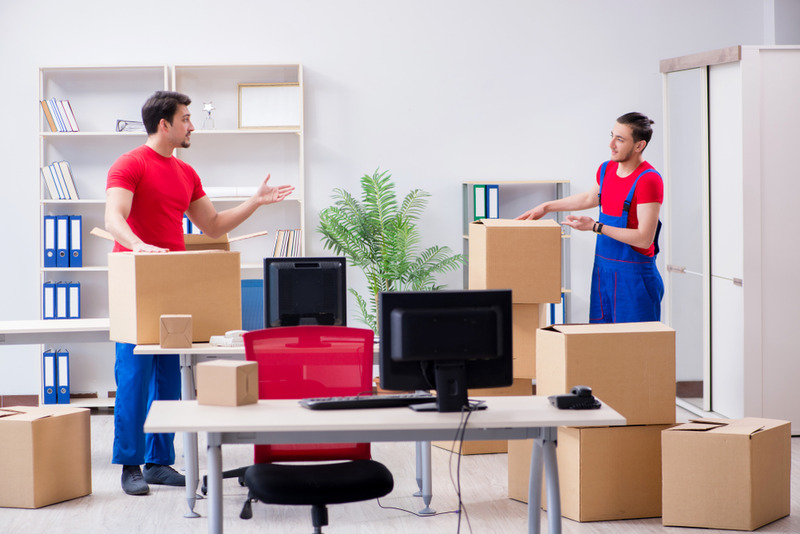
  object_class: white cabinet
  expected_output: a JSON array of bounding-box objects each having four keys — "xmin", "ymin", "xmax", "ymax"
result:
[{"xmin": 662, "ymin": 46, "xmax": 800, "ymax": 433}]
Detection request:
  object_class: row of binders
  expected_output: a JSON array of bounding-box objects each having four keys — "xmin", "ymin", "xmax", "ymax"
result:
[
  {"xmin": 42, "ymin": 349, "xmax": 70, "ymax": 404},
  {"xmin": 40, "ymin": 98, "xmax": 80, "ymax": 132},
  {"xmin": 44, "ymin": 214, "xmax": 82, "ymax": 267},
  {"xmin": 41, "ymin": 160, "xmax": 80, "ymax": 200},
  {"xmin": 272, "ymin": 228, "xmax": 302, "ymax": 257},
  {"xmin": 43, "ymin": 281, "xmax": 81, "ymax": 320},
  {"xmin": 473, "ymin": 184, "xmax": 500, "ymax": 220}
]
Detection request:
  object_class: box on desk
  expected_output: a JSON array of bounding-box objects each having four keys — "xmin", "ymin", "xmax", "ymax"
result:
[
  {"xmin": 536, "ymin": 322, "xmax": 675, "ymax": 426},
  {"xmin": 662, "ymin": 418, "xmax": 791, "ymax": 531},
  {"xmin": 0, "ymin": 406, "xmax": 91, "ymax": 508},
  {"xmin": 196, "ymin": 360, "xmax": 258, "ymax": 407},
  {"xmin": 108, "ymin": 250, "xmax": 241, "ymax": 345},
  {"xmin": 468, "ymin": 219, "xmax": 562, "ymax": 304},
  {"xmin": 508, "ymin": 424, "xmax": 671, "ymax": 521}
]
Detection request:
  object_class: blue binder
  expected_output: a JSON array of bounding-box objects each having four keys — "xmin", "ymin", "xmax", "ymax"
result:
[
  {"xmin": 56, "ymin": 215, "xmax": 69, "ymax": 267},
  {"xmin": 42, "ymin": 349, "xmax": 57, "ymax": 404},
  {"xmin": 56, "ymin": 349, "xmax": 70, "ymax": 404},
  {"xmin": 43, "ymin": 281, "xmax": 56, "ymax": 320},
  {"xmin": 55, "ymin": 282, "xmax": 68, "ymax": 319},
  {"xmin": 67, "ymin": 281, "xmax": 81, "ymax": 319},
  {"xmin": 69, "ymin": 215, "xmax": 82, "ymax": 267},
  {"xmin": 44, "ymin": 215, "xmax": 57, "ymax": 267},
  {"xmin": 486, "ymin": 184, "xmax": 500, "ymax": 219}
]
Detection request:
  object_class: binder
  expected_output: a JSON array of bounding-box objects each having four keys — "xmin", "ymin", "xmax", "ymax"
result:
[
  {"xmin": 52, "ymin": 162, "xmax": 72, "ymax": 200},
  {"xmin": 56, "ymin": 349, "xmax": 70, "ymax": 404},
  {"xmin": 69, "ymin": 215, "xmax": 82, "ymax": 267},
  {"xmin": 43, "ymin": 281, "xmax": 56, "ymax": 320},
  {"xmin": 55, "ymin": 282, "xmax": 68, "ymax": 319},
  {"xmin": 486, "ymin": 184, "xmax": 500, "ymax": 219},
  {"xmin": 58, "ymin": 161, "xmax": 79, "ymax": 199},
  {"xmin": 41, "ymin": 100, "xmax": 57, "ymax": 132},
  {"xmin": 56, "ymin": 215, "xmax": 69, "ymax": 267},
  {"xmin": 41, "ymin": 167, "xmax": 60, "ymax": 199},
  {"xmin": 43, "ymin": 349, "xmax": 57, "ymax": 404},
  {"xmin": 473, "ymin": 184, "xmax": 487, "ymax": 220},
  {"xmin": 183, "ymin": 214, "xmax": 190, "ymax": 234},
  {"xmin": 44, "ymin": 215, "xmax": 57, "ymax": 267},
  {"xmin": 48, "ymin": 164, "xmax": 66, "ymax": 199},
  {"xmin": 67, "ymin": 281, "xmax": 81, "ymax": 319}
]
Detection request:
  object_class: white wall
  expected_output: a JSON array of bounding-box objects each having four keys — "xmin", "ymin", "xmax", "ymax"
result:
[{"xmin": 0, "ymin": 0, "xmax": 772, "ymax": 394}]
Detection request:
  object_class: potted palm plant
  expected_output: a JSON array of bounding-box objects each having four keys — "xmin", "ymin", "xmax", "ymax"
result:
[{"xmin": 317, "ymin": 169, "xmax": 464, "ymax": 334}]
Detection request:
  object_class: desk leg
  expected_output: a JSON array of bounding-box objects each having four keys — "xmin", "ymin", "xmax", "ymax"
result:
[
  {"xmin": 418, "ymin": 441, "xmax": 434, "ymax": 515},
  {"xmin": 180, "ymin": 353, "xmax": 201, "ymax": 518},
  {"xmin": 207, "ymin": 433, "xmax": 224, "ymax": 534},
  {"xmin": 528, "ymin": 427, "xmax": 560, "ymax": 534}
]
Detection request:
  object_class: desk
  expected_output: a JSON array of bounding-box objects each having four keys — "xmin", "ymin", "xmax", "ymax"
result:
[{"xmin": 145, "ymin": 396, "xmax": 625, "ymax": 534}]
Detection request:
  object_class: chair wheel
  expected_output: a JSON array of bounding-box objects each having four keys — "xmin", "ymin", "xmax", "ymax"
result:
[
  {"xmin": 238, "ymin": 475, "xmax": 246, "ymax": 487},
  {"xmin": 201, "ymin": 475, "xmax": 208, "ymax": 495},
  {"xmin": 240, "ymin": 498, "xmax": 253, "ymax": 520}
]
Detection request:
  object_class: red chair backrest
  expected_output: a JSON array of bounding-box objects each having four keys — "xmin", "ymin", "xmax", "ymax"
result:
[{"xmin": 243, "ymin": 326, "xmax": 374, "ymax": 463}]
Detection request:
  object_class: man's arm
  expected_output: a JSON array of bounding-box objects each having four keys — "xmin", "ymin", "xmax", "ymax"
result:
[
  {"xmin": 186, "ymin": 174, "xmax": 294, "ymax": 238},
  {"xmin": 562, "ymin": 202, "xmax": 661, "ymax": 249},
  {"xmin": 516, "ymin": 183, "xmax": 600, "ymax": 220},
  {"xmin": 105, "ymin": 187, "xmax": 168, "ymax": 253}
]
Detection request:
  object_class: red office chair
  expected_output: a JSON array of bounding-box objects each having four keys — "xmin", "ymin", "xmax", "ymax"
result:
[{"xmin": 240, "ymin": 326, "xmax": 394, "ymax": 533}]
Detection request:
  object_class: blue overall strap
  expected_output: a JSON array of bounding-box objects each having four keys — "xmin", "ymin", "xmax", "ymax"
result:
[
  {"xmin": 597, "ymin": 161, "xmax": 610, "ymax": 207},
  {"xmin": 621, "ymin": 168, "xmax": 663, "ymax": 256}
]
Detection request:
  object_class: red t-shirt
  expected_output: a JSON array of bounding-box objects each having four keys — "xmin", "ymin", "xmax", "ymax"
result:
[
  {"xmin": 107, "ymin": 145, "xmax": 206, "ymax": 252},
  {"xmin": 596, "ymin": 161, "xmax": 663, "ymax": 257}
]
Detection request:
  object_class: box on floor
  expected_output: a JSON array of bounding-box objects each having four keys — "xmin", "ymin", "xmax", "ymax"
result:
[{"xmin": 0, "ymin": 406, "xmax": 91, "ymax": 508}]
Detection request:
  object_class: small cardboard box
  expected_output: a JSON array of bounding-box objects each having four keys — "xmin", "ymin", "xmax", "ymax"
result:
[
  {"xmin": 662, "ymin": 417, "xmax": 791, "ymax": 531},
  {"xmin": 536, "ymin": 322, "xmax": 676, "ymax": 425},
  {"xmin": 468, "ymin": 219, "xmax": 561, "ymax": 303},
  {"xmin": 160, "ymin": 314, "xmax": 193, "ymax": 348},
  {"xmin": 0, "ymin": 406, "xmax": 91, "ymax": 508},
  {"xmin": 512, "ymin": 303, "xmax": 547, "ymax": 379},
  {"xmin": 108, "ymin": 250, "xmax": 241, "ymax": 345},
  {"xmin": 433, "ymin": 378, "xmax": 533, "ymax": 454},
  {"xmin": 508, "ymin": 424, "xmax": 671, "ymax": 521},
  {"xmin": 196, "ymin": 360, "xmax": 258, "ymax": 406}
]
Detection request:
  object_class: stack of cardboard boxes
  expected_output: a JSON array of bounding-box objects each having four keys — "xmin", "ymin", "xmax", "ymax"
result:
[
  {"xmin": 434, "ymin": 219, "xmax": 561, "ymax": 455},
  {"xmin": 508, "ymin": 321, "xmax": 676, "ymax": 522}
]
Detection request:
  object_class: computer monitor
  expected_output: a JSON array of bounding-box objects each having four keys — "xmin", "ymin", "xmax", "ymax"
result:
[
  {"xmin": 379, "ymin": 289, "xmax": 513, "ymax": 412},
  {"xmin": 263, "ymin": 257, "xmax": 347, "ymax": 327}
]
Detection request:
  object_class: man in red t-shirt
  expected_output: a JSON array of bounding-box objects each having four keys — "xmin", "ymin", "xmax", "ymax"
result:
[
  {"xmin": 105, "ymin": 91, "xmax": 294, "ymax": 495},
  {"xmin": 517, "ymin": 112, "xmax": 664, "ymax": 323}
]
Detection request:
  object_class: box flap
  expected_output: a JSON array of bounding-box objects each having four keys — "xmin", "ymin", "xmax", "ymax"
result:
[
  {"xmin": 0, "ymin": 406, "xmax": 87, "ymax": 423},
  {"xmin": 544, "ymin": 322, "xmax": 674, "ymax": 335},
  {"xmin": 471, "ymin": 218, "xmax": 560, "ymax": 229},
  {"xmin": 670, "ymin": 418, "xmax": 775, "ymax": 436}
]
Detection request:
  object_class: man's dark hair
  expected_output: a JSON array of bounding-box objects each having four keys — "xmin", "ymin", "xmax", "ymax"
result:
[
  {"xmin": 141, "ymin": 91, "xmax": 192, "ymax": 135},
  {"xmin": 617, "ymin": 112, "xmax": 654, "ymax": 147}
]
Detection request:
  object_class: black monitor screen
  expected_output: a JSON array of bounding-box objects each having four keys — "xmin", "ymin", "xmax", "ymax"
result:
[
  {"xmin": 263, "ymin": 257, "xmax": 347, "ymax": 327},
  {"xmin": 379, "ymin": 289, "xmax": 513, "ymax": 412}
]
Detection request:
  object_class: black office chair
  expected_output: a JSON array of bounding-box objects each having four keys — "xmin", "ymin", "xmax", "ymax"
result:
[{"xmin": 238, "ymin": 326, "xmax": 394, "ymax": 533}]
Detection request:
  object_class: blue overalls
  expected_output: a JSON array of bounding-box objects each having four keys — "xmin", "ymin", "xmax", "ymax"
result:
[{"xmin": 589, "ymin": 161, "xmax": 664, "ymax": 323}]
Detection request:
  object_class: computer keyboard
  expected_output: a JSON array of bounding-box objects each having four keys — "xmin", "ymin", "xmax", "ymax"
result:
[{"xmin": 299, "ymin": 393, "xmax": 436, "ymax": 410}]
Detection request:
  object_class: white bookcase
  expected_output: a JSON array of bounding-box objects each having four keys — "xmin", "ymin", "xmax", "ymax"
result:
[{"xmin": 38, "ymin": 64, "xmax": 305, "ymax": 404}]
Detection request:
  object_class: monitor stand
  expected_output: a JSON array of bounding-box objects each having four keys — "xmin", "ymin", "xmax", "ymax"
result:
[{"xmin": 408, "ymin": 362, "xmax": 487, "ymax": 412}]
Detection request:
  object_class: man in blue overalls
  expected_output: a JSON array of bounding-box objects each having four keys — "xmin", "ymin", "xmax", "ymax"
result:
[{"xmin": 517, "ymin": 112, "xmax": 663, "ymax": 323}]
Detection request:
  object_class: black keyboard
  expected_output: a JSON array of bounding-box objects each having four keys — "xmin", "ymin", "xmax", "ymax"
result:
[{"xmin": 299, "ymin": 393, "xmax": 436, "ymax": 410}]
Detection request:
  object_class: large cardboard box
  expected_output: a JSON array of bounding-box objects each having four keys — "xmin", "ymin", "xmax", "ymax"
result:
[
  {"xmin": 513, "ymin": 303, "xmax": 547, "ymax": 379},
  {"xmin": 433, "ymin": 378, "xmax": 533, "ymax": 454},
  {"xmin": 508, "ymin": 424, "xmax": 670, "ymax": 521},
  {"xmin": 468, "ymin": 219, "xmax": 561, "ymax": 303},
  {"xmin": 196, "ymin": 360, "xmax": 259, "ymax": 407},
  {"xmin": 108, "ymin": 250, "xmax": 242, "ymax": 345},
  {"xmin": 0, "ymin": 406, "xmax": 91, "ymax": 508},
  {"xmin": 662, "ymin": 418, "xmax": 791, "ymax": 531},
  {"xmin": 536, "ymin": 322, "xmax": 675, "ymax": 425}
]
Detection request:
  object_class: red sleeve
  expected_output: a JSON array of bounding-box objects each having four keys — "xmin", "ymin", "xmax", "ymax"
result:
[
  {"xmin": 634, "ymin": 171, "xmax": 663, "ymax": 205},
  {"xmin": 107, "ymin": 152, "xmax": 142, "ymax": 192}
]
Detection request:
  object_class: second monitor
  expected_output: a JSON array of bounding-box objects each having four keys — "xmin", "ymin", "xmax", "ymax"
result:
[{"xmin": 263, "ymin": 257, "xmax": 347, "ymax": 327}]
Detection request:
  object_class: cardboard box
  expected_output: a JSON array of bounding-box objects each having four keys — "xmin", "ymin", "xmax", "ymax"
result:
[
  {"xmin": 513, "ymin": 303, "xmax": 547, "ymax": 379},
  {"xmin": 508, "ymin": 424, "xmax": 670, "ymax": 521},
  {"xmin": 196, "ymin": 360, "xmax": 258, "ymax": 406},
  {"xmin": 536, "ymin": 322, "xmax": 675, "ymax": 425},
  {"xmin": 0, "ymin": 406, "xmax": 91, "ymax": 508},
  {"xmin": 108, "ymin": 250, "xmax": 242, "ymax": 344},
  {"xmin": 160, "ymin": 314, "xmax": 193, "ymax": 348},
  {"xmin": 468, "ymin": 219, "xmax": 561, "ymax": 303},
  {"xmin": 433, "ymin": 378, "xmax": 533, "ymax": 454},
  {"xmin": 662, "ymin": 417, "xmax": 791, "ymax": 531}
]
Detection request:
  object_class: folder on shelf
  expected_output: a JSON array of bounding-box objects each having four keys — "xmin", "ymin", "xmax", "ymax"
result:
[
  {"xmin": 43, "ymin": 281, "xmax": 56, "ymax": 320},
  {"xmin": 183, "ymin": 215, "xmax": 190, "ymax": 235},
  {"xmin": 55, "ymin": 282, "xmax": 68, "ymax": 320},
  {"xmin": 46, "ymin": 98, "xmax": 66, "ymax": 132},
  {"xmin": 61, "ymin": 101, "xmax": 80, "ymax": 132},
  {"xmin": 56, "ymin": 215, "xmax": 69, "ymax": 267},
  {"xmin": 486, "ymin": 184, "xmax": 500, "ymax": 219},
  {"xmin": 69, "ymin": 215, "xmax": 82, "ymax": 267},
  {"xmin": 56, "ymin": 349, "xmax": 70, "ymax": 404},
  {"xmin": 52, "ymin": 162, "xmax": 72, "ymax": 200},
  {"xmin": 67, "ymin": 281, "xmax": 81, "ymax": 319},
  {"xmin": 41, "ymin": 167, "xmax": 60, "ymax": 199},
  {"xmin": 40, "ymin": 100, "xmax": 57, "ymax": 132},
  {"xmin": 473, "ymin": 184, "xmax": 487, "ymax": 220},
  {"xmin": 44, "ymin": 215, "xmax": 57, "ymax": 268},
  {"xmin": 58, "ymin": 161, "xmax": 79, "ymax": 200},
  {"xmin": 48, "ymin": 164, "xmax": 66, "ymax": 200},
  {"xmin": 42, "ymin": 349, "xmax": 57, "ymax": 404}
]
